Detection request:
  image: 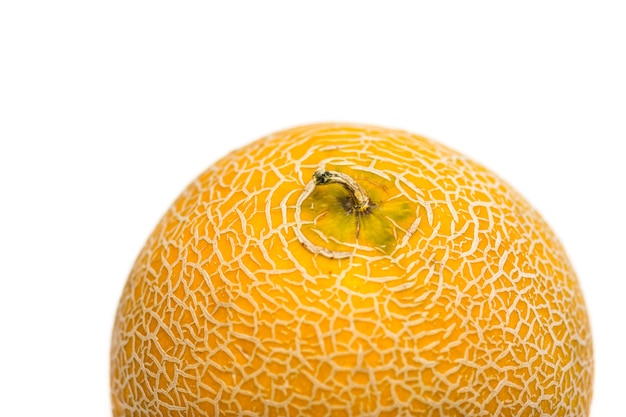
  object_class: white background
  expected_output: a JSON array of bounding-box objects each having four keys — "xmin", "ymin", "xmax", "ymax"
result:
[{"xmin": 1, "ymin": 2, "xmax": 624, "ymax": 416}]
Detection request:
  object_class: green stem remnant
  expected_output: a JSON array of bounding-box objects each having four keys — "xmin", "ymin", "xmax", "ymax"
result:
[
  {"xmin": 295, "ymin": 168, "xmax": 377, "ymax": 259},
  {"xmin": 296, "ymin": 167, "xmax": 418, "ymax": 258},
  {"xmin": 313, "ymin": 169, "xmax": 374, "ymax": 214}
]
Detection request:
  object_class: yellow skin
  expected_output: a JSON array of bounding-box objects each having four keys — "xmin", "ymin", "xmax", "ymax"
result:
[{"xmin": 110, "ymin": 124, "xmax": 593, "ymax": 416}]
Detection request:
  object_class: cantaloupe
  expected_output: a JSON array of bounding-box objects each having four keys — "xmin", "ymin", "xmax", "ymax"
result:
[{"xmin": 111, "ymin": 123, "xmax": 593, "ymax": 416}]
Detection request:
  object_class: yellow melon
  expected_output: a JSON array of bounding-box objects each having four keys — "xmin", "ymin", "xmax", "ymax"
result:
[{"xmin": 110, "ymin": 123, "xmax": 593, "ymax": 416}]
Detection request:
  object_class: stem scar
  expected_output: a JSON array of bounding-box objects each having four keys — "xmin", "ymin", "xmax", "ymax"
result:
[{"xmin": 295, "ymin": 169, "xmax": 378, "ymax": 259}]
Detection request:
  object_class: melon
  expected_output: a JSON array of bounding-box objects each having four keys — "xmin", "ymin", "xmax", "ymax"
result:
[{"xmin": 110, "ymin": 123, "xmax": 593, "ymax": 416}]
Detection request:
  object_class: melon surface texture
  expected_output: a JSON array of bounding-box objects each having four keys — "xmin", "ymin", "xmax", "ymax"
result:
[{"xmin": 110, "ymin": 123, "xmax": 593, "ymax": 417}]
